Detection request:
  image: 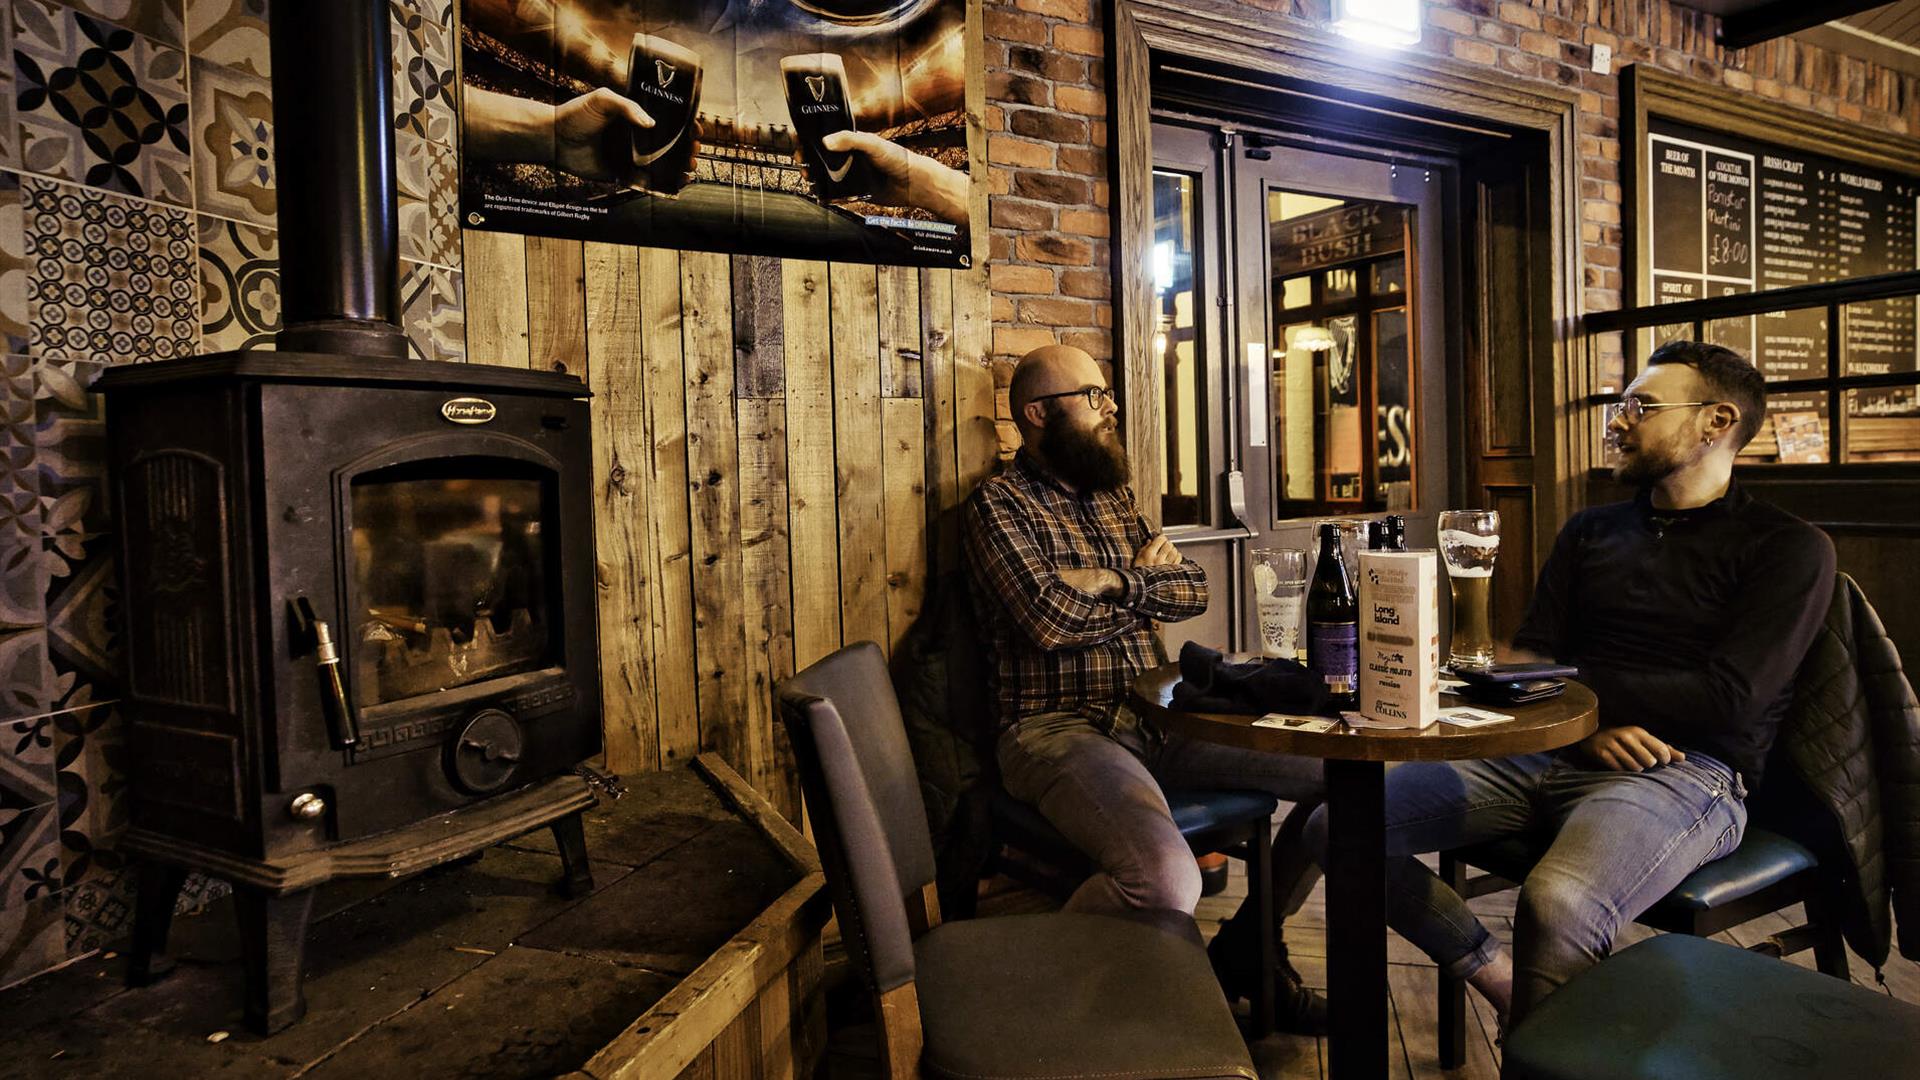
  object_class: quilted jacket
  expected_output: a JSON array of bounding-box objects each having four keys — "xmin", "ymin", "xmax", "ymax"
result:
[{"xmin": 1767, "ymin": 574, "xmax": 1920, "ymax": 968}]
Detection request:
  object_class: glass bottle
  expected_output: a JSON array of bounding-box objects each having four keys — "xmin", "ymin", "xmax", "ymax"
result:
[
  {"xmin": 1385, "ymin": 513, "xmax": 1408, "ymax": 551},
  {"xmin": 1307, "ymin": 521, "xmax": 1359, "ymax": 710}
]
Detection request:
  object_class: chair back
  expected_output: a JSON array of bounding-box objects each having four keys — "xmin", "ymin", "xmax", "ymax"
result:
[{"xmin": 778, "ymin": 642, "xmax": 938, "ymax": 995}]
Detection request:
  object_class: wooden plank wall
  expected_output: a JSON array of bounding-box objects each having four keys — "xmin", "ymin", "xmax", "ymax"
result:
[{"xmin": 463, "ymin": 233, "xmax": 995, "ymax": 818}]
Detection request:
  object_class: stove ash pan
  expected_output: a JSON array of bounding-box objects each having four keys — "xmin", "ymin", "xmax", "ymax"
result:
[{"xmin": 99, "ymin": 352, "xmax": 603, "ymax": 862}]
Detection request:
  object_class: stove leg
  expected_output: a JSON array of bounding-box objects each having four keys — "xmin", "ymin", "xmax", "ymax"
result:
[
  {"xmin": 234, "ymin": 886, "xmax": 315, "ymax": 1034},
  {"xmin": 552, "ymin": 812, "xmax": 593, "ymax": 898},
  {"xmin": 126, "ymin": 861, "xmax": 189, "ymax": 986}
]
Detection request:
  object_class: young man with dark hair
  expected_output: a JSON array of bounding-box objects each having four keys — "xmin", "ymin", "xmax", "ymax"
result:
[
  {"xmin": 1307, "ymin": 340, "xmax": 1835, "ymax": 1024},
  {"xmin": 965, "ymin": 344, "xmax": 1328, "ymax": 1032}
]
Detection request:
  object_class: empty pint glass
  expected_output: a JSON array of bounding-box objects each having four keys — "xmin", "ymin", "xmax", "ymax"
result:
[
  {"xmin": 780, "ymin": 52, "xmax": 874, "ymax": 201},
  {"xmin": 1438, "ymin": 510, "xmax": 1500, "ymax": 669},
  {"xmin": 1313, "ymin": 520, "xmax": 1366, "ymax": 589},
  {"xmin": 1250, "ymin": 548, "xmax": 1309, "ymax": 660},
  {"xmin": 626, "ymin": 33, "xmax": 703, "ymax": 195}
]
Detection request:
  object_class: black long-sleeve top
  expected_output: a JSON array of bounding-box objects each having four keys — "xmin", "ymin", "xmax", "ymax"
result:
[{"xmin": 1514, "ymin": 480, "xmax": 1835, "ymax": 788}]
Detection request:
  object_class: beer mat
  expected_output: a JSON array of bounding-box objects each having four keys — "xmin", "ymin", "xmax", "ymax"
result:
[
  {"xmin": 1439, "ymin": 677, "xmax": 1471, "ymax": 693},
  {"xmin": 1438, "ymin": 706, "xmax": 1515, "ymax": 728},
  {"xmin": 1254, "ymin": 713, "xmax": 1340, "ymax": 733},
  {"xmin": 1337, "ymin": 711, "xmax": 1434, "ymax": 731}
]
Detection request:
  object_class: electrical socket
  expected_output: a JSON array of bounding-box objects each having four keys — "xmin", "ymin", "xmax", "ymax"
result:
[{"xmin": 1591, "ymin": 43, "xmax": 1613, "ymax": 75}]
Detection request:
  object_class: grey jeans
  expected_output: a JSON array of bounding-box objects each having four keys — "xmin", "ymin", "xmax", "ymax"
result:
[
  {"xmin": 996, "ymin": 706, "xmax": 1325, "ymax": 929},
  {"xmin": 1304, "ymin": 750, "xmax": 1747, "ymax": 1018}
]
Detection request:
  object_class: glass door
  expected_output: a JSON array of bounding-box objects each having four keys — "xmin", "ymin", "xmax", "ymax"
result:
[{"xmin": 1232, "ymin": 144, "xmax": 1450, "ymax": 652}]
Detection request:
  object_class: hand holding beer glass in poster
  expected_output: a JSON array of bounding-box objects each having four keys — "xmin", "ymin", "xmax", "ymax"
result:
[{"xmin": 458, "ymin": 0, "xmax": 971, "ymax": 267}]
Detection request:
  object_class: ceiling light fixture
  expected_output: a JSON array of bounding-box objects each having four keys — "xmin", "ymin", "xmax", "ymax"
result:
[{"xmin": 1331, "ymin": 0, "xmax": 1422, "ymax": 48}]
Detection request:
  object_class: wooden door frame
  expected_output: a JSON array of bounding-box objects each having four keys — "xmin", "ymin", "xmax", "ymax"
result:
[{"xmin": 1108, "ymin": 0, "xmax": 1583, "ymax": 569}]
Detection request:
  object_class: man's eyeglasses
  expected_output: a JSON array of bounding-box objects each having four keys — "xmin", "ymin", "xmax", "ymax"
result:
[
  {"xmin": 1030, "ymin": 386, "xmax": 1116, "ymax": 411},
  {"xmin": 1603, "ymin": 395, "xmax": 1722, "ymax": 426}
]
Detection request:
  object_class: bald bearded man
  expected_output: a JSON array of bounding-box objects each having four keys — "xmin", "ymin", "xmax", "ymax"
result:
[{"xmin": 963, "ymin": 345, "xmax": 1328, "ymax": 1033}]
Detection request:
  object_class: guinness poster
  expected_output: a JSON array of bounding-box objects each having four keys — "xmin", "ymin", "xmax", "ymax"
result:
[{"xmin": 456, "ymin": 0, "xmax": 971, "ymax": 267}]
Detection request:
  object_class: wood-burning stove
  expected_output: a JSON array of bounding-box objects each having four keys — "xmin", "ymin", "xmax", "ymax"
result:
[{"xmin": 97, "ymin": 1, "xmax": 603, "ymax": 1033}]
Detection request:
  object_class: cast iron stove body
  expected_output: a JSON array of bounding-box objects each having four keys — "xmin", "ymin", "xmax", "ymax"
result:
[
  {"xmin": 100, "ymin": 353, "xmax": 601, "ymax": 854},
  {"xmin": 98, "ymin": 0, "xmax": 604, "ymax": 1033}
]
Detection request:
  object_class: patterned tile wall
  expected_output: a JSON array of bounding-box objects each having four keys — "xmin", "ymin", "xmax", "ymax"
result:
[{"xmin": 0, "ymin": 0, "xmax": 467, "ymax": 991}]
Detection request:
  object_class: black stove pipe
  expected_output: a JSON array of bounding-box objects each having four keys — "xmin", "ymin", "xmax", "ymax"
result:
[{"xmin": 269, "ymin": 0, "xmax": 409, "ymax": 358}]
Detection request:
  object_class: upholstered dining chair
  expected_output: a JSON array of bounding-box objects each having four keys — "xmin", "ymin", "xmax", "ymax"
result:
[
  {"xmin": 986, "ymin": 786, "xmax": 1288, "ymax": 1036},
  {"xmin": 1501, "ymin": 933, "xmax": 1920, "ymax": 1080},
  {"xmin": 1435, "ymin": 825, "xmax": 1847, "ymax": 1067},
  {"xmin": 778, "ymin": 642, "xmax": 1258, "ymax": 1080}
]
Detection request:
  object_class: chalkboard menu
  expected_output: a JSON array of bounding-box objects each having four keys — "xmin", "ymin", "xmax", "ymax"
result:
[{"xmin": 1646, "ymin": 118, "xmax": 1919, "ymax": 414}]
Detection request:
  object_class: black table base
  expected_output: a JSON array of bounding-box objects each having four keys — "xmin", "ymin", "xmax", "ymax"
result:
[{"xmin": 1325, "ymin": 759, "xmax": 1388, "ymax": 1080}]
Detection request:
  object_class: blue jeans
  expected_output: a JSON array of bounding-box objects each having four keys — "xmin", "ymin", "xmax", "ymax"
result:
[
  {"xmin": 1304, "ymin": 750, "xmax": 1747, "ymax": 1018},
  {"xmin": 997, "ymin": 707, "xmax": 1324, "ymax": 935}
]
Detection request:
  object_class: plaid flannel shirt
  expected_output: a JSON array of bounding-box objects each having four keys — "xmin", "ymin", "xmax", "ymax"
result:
[{"xmin": 963, "ymin": 452, "xmax": 1209, "ymax": 731}]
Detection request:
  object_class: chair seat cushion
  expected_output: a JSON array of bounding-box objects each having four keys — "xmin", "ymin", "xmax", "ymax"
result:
[
  {"xmin": 914, "ymin": 912, "xmax": 1257, "ymax": 1080},
  {"xmin": 1659, "ymin": 827, "xmax": 1817, "ymax": 911},
  {"xmin": 1458, "ymin": 827, "xmax": 1818, "ymax": 913},
  {"xmin": 989, "ymin": 787, "xmax": 1278, "ymax": 858},
  {"xmin": 1504, "ymin": 934, "xmax": 1920, "ymax": 1080},
  {"xmin": 1164, "ymin": 788, "xmax": 1280, "ymax": 835}
]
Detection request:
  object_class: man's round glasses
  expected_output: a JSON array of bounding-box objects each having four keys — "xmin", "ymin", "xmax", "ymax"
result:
[
  {"xmin": 1030, "ymin": 386, "xmax": 1116, "ymax": 410},
  {"xmin": 1603, "ymin": 395, "xmax": 1721, "ymax": 426}
]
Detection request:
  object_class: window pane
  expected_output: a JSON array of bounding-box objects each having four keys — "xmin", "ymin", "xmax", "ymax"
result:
[
  {"xmin": 1278, "ymin": 274, "xmax": 1312, "ymax": 309},
  {"xmin": 1373, "ymin": 308, "xmax": 1414, "ymax": 509},
  {"xmin": 1751, "ymin": 308, "xmax": 1828, "ymax": 384},
  {"xmin": 1845, "ymin": 387, "xmax": 1920, "ymax": 462},
  {"xmin": 1266, "ymin": 192, "xmax": 1414, "ymax": 519},
  {"xmin": 1154, "ymin": 170, "xmax": 1204, "ymax": 526},
  {"xmin": 1372, "ymin": 256, "xmax": 1405, "ymax": 296},
  {"xmin": 1324, "ymin": 314, "xmax": 1365, "ymax": 501},
  {"xmin": 1273, "ymin": 324, "xmax": 1317, "ymax": 503},
  {"xmin": 1740, "ymin": 393, "xmax": 1830, "ymax": 465},
  {"xmin": 1703, "ymin": 315, "xmax": 1754, "ymax": 361},
  {"xmin": 1843, "ymin": 299, "xmax": 1917, "ymax": 379}
]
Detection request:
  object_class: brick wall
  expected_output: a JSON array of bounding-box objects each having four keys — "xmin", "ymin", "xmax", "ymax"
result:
[
  {"xmin": 981, "ymin": 0, "xmax": 1920, "ymax": 375},
  {"xmin": 982, "ymin": 0, "xmax": 1114, "ymax": 401}
]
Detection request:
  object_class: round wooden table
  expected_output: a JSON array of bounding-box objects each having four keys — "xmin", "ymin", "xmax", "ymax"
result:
[{"xmin": 1130, "ymin": 665, "xmax": 1597, "ymax": 1080}]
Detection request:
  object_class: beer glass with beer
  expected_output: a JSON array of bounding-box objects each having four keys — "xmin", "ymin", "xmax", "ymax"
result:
[
  {"xmin": 1250, "ymin": 548, "xmax": 1308, "ymax": 660},
  {"xmin": 1438, "ymin": 509, "xmax": 1500, "ymax": 669},
  {"xmin": 780, "ymin": 52, "xmax": 874, "ymax": 201},
  {"xmin": 626, "ymin": 33, "xmax": 703, "ymax": 195}
]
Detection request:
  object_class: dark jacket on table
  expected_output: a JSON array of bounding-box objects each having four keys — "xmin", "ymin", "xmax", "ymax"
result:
[{"xmin": 1766, "ymin": 574, "xmax": 1920, "ymax": 969}]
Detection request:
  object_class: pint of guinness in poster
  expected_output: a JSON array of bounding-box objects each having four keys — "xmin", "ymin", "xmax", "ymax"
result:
[
  {"xmin": 457, "ymin": 0, "xmax": 971, "ymax": 267},
  {"xmin": 626, "ymin": 33, "xmax": 702, "ymax": 196},
  {"xmin": 781, "ymin": 53, "xmax": 874, "ymax": 201}
]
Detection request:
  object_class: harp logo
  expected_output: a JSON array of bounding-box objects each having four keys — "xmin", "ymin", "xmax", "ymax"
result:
[
  {"xmin": 806, "ymin": 74, "xmax": 827, "ymax": 101},
  {"xmin": 656, "ymin": 59, "xmax": 677, "ymax": 88},
  {"xmin": 441, "ymin": 398, "xmax": 497, "ymax": 425}
]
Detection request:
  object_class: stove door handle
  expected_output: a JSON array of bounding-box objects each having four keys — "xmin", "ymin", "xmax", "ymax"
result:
[{"xmin": 312, "ymin": 617, "xmax": 360, "ymax": 749}]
